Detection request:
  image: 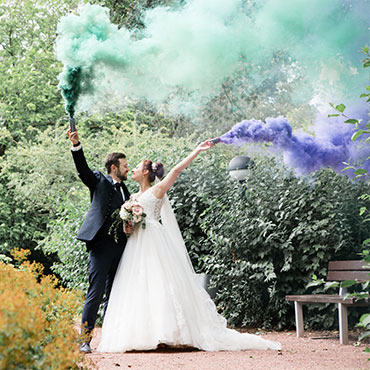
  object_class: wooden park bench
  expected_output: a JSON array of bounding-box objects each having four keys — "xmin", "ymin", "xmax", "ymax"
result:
[{"xmin": 286, "ymin": 260, "xmax": 370, "ymax": 344}]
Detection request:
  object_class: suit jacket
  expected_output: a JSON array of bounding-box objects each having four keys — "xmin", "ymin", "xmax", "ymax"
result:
[{"xmin": 71, "ymin": 147, "xmax": 130, "ymax": 245}]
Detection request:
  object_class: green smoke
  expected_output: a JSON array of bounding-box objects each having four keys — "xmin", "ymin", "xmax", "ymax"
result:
[
  {"xmin": 56, "ymin": 0, "xmax": 369, "ymax": 117},
  {"xmin": 59, "ymin": 66, "xmax": 81, "ymax": 118}
]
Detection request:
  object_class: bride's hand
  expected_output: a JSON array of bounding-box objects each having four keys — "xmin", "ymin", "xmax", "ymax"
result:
[
  {"xmin": 124, "ymin": 222, "xmax": 133, "ymax": 235},
  {"xmin": 196, "ymin": 139, "xmax": 215, "ymax": 152}
]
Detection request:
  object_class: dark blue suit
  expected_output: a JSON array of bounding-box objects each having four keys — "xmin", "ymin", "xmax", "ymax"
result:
[{"xmin": 71, "ymin": 147, "xmax": 130, "ymax": 333}]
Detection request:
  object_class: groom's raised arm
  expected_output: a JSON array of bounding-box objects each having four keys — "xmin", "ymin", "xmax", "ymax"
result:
[{"xmin": 67, "ymin": 129, "xmax": 98, "ymax": 189}]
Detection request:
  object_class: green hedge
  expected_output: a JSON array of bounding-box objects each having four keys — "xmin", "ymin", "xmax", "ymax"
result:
[{"xmin": 199, "ymin": 158, "xmax": 370, "ymax": 329}]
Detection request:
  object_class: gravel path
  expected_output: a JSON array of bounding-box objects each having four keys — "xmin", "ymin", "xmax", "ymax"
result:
[{"xmin": 85, "ymin": 328, "xmax": 369, "ymax": 370}]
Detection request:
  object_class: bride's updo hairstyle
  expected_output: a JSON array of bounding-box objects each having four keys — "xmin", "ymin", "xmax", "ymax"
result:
[{"xmin": 143, "ymin": 160, "xmax": 164, "ymax": 182}]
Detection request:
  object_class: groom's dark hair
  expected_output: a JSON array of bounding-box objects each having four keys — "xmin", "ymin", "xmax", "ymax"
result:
[{"xmin": 104, "ymin": 152, "xmax": 126, "ymax": 174}]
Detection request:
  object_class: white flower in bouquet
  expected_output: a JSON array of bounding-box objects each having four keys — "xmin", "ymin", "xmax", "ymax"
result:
[
  {"xmin": 119, "ymin": 207, "xmax": 130, "ymax": 221},
  {"xmin": 123, "ymin": 201, "xmax": 133, "ymax": 211},
  {"xmin": 132, "ymin": 214, "xmax": 142, "ymax": 224}
]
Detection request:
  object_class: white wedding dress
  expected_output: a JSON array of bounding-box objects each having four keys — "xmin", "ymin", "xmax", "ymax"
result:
[{"xmin": 98, "ymin": 188, "xmax": 281, "ymax": 352}]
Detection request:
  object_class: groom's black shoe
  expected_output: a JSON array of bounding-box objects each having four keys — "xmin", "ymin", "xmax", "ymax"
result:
[{"xmin": 80, "ymin": 342, "xmax": 92, "ymax": 353}]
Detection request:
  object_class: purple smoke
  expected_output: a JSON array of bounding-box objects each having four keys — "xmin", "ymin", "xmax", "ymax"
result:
[{"xmin": 219, "ymin": 109, "xmax": 370, "ymax": 175}]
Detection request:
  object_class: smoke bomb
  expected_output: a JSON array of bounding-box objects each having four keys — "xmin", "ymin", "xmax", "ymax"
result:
[{"xmin": 69, "ymin": 117, "xmax": 76, "ymax": 133}]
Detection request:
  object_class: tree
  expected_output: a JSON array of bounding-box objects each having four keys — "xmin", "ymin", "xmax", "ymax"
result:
[
  {"xmin": 91, "ymin": 0, "xmax": 182, "ymax": 29},
  {"xmin": 0, "ymin": 0, "xmax": 80, "ymax": 153}
]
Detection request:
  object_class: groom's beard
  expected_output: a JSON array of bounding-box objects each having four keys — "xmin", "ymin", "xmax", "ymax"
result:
[{"xmin": 117, "ymin": 169, "xmax": 127, "ymax": 181}]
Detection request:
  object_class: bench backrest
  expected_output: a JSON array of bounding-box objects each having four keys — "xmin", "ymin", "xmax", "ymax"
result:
[{"xmin": 327, "ymin": 260, "xmax": 370, "ymax": 281}]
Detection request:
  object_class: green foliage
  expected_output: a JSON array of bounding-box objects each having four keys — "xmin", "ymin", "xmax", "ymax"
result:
[
  {"xmin": 200, "ymin": 159, "xmax": 370, "ymax": 329},
  {"xmin": 328, "ymin": 47, "xmax": 370, "ymax": 148},
  {"xmin": 91, "ymin": 0, "xmax": 180, "ymax": 29},
  {"xmin": 0, "ymin": 123, "xmax": 80, "ymax": 273},
  {"xmin": 38, "ymin": 190, "xmax": 90, "ymax": 291},
  {"xmin": 0, "ymin": 0, "xmax": 80, "ymax": 149}
]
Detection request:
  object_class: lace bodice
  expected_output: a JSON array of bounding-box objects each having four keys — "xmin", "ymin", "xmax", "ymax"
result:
[{"xmin": 135, "ymin": 187, "xmax": 164, "ymax": 222}]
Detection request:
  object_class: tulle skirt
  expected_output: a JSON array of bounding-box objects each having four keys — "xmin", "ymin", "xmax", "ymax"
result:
[{"xmin": 98, "ymin": 220, "xmax": 281, "ymax": 352}]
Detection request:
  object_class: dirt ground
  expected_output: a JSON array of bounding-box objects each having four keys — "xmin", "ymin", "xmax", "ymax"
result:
[{"xmin": 84, "ymin": 328, "xmax": 370, "ymax": 370}]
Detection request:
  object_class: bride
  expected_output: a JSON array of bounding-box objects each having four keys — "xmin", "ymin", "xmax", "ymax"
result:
[{"xmin": 98, "ymin": 140, "xmax": 281, "ymax": 352}]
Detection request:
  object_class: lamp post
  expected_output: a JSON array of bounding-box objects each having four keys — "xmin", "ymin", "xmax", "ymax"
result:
[
  {"xmin": 228, "ymin": 155, "xmax": 254, "ymax": 180},
  {"xmin": 228, "ymin": 155, "xmax": 254, "ymax": 199},
  {"xmin": 197, "ymin": 157, "xmax": 254, "ymax": 298}
]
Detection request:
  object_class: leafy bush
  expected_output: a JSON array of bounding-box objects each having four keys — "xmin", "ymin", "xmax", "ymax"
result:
[
  {"xmin": 0, "ymin": 125, "xmax": 82, "ymax": 272},
  {"xmin": 200, "ymin": 158, "xmax": 370, "ymax": 329},
  {"xmin": 38, "ymin": 190, "xmax": 90, "ymax": 291},
  {"xmin": 0, "ymin": 249, "xmax": 82, "ymax": 369}
]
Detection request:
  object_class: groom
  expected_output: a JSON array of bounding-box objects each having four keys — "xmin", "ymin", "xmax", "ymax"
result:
[{"xmin": 67, "ymin": 128, "xmax": 131, "ymax": 353}]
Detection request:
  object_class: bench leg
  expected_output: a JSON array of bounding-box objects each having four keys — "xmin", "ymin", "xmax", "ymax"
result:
[
  {"xmin": 338, "ymin": 303, "xmax": 349, "ymax": 345},
  {"xmin": 294, "ymin": 302, "xmax": 304, "ymax": 337}
]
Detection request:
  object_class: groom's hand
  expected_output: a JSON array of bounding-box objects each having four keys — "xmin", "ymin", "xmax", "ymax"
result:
[{"xmin": 67, "ymin": 128, "xmax": 80, "ymax": 146}]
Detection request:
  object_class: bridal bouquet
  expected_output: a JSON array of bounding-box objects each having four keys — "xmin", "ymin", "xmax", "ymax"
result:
[
  {"xmin": 120, "ymin": 197, "xmax": 147, "ymax": 229},
  {"xmin": 110, "ymin": 197, "xmax": 146, "ymax": 241}
]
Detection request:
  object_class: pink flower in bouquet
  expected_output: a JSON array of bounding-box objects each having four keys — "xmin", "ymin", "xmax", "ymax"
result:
[{"xmin": 132, "ymin": 205, "xmax": 143, "ymax": 216}]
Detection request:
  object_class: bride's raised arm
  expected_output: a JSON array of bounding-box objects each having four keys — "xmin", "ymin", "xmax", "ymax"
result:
[{"xmin": 152, "ymin": 139, "xmax": 215, "ymax": 199}]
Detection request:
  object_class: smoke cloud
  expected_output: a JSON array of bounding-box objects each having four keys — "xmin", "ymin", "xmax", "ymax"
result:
[
  {"xmin": 56, "ymin": 0, "xmax": 369, "ymax": 116},
  {"xmin": 219, "ymin": 106, "xmax": 370, "ymax": 175},
  {"xmin": 56, "ymin": 0, "xmax": 370, "ymax": 176}
]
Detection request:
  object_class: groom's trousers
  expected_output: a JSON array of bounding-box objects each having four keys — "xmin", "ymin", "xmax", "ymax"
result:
[{"xmin": 81, "ymin": 237, "xmax": 125, "ymax": 334}]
